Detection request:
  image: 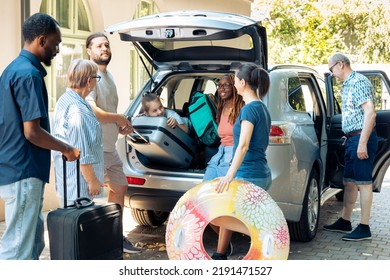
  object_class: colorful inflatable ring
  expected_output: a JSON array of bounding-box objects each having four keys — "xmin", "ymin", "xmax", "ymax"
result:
[{"xmin": 165, "ymin": 179, "xmax": 290, "ymax": 260}]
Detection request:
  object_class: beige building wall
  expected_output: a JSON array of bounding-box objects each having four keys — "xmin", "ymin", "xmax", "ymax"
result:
[{"xmin": 0, "ymin": 0, "xmax": 253, "ymax": 221}]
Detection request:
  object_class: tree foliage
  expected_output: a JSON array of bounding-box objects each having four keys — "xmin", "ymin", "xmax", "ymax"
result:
[{"xmin": 252, "ymin": 0, "xmax": 390, "ymax": 65}]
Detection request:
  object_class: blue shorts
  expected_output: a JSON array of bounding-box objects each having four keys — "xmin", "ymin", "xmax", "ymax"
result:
[
  {"xmin": 203, "ymin": 145, "xmax": 233, "ymax": 181},
  {"xmin": 343, "ymin": 131, "xmax": 378, "ymax": 185}
]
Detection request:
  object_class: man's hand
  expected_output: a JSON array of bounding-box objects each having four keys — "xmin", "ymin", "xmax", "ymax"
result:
[
  {"xmin": 357, "ymin": 143, "xmax": 369, "ymax": 160},
  {"xmin": 63, "ymin": 145, "xmax": 80, "ymax": 161},
  {"xmin": 117, "ymin": 114, "xmax": 134, "ymax": 135},
  {"xmin": 116, "ymin": 114, "xmax": 132, "ymax": 128},
  {"xmin": 89, "ymin": 182, "xmax": 102, "ymax": 196},
  {"xmin": 119, "ymin": 124, "xmax": 134, "ymax": 135}
]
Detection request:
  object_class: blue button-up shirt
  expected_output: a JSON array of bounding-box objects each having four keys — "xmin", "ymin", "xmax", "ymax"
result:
[{"xmin": 0, "ymin": 50, "xmax": 51, "ymax": 185}]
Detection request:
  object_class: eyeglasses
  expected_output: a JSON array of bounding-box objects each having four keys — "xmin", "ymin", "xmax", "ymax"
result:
[
  {"xmin": 217, "ymin": 83, "xmax": 232, "ymax": 89},
  {"xmin": 329, "ymin": 61, "xmax": 339, "ymax": 73},
  {"xmin": 91, "ymin": 75, "xmax": 101, "ymax": 82}
]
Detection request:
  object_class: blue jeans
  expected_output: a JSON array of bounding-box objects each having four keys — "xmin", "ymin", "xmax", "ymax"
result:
[{"xmin": 0, "ymin": 178, "xmax": 45, "ymax": 260}]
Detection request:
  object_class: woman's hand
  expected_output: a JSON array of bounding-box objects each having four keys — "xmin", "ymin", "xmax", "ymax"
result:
[
  {"xmin": 215, "ymin": 175, "xmax": 234, "ymax": 193},
  {"xmin": 89, "ymin": 181, "xmax": 102, "ymax": 196}
]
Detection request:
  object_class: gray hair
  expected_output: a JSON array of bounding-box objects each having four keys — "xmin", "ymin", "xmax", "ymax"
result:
[
  {"xmin": 67, "ymin": 59, "xmax": 98, "ymax": 89},
  {"xmin": 330, "ymin": 53, "xmax": 351, "ymax": 66}
]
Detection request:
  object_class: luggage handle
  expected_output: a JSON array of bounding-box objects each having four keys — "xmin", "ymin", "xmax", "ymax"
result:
[
  {"xmin": 127, "ymin": 129, "xmax": 150, "ymax": 144},
  {"xmin": 74, "ymin": 197, "xmax": 94, "ymax": 209},
  {"xmin": 62, "ymin": 156, "xmax": 85, "ymax": 208}
]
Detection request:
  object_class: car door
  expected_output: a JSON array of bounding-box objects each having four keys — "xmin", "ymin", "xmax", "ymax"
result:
[{"xmin": 325, "ymin": 70, "xmax": 390, "ymax": 192}]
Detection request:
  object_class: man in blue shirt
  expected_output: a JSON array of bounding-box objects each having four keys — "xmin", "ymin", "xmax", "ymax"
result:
[
  {"xmin": 324, "ymin": 53, "xmax": 378, "ymax": 241},
  {"xmin": 0, "ymin": 13, "xmax": 79, "ymax": 259}
]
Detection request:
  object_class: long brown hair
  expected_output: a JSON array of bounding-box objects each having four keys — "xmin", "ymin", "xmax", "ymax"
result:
[{"xmin": 216, "ymin": 74, "xmax": 244, "ymax": 125}]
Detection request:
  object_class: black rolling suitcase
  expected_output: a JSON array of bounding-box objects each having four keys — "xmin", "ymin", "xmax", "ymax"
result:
[{"xmin": 47, "ymin": 157, "xmax": 123, "ymax": 260}]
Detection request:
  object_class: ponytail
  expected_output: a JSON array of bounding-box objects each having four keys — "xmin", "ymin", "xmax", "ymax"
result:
[{"xmin": 236, "ymin": 64, "xmax": 270, "ymax": 99}]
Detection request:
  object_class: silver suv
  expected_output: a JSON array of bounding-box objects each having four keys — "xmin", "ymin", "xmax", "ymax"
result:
[{"xmin": 107, "ymin": 11, "xmax": 390, "ymax": 242}]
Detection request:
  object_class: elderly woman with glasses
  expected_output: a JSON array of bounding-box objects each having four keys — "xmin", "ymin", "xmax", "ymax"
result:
[{"xmin": 52, "ymin": 58, "xmax": 104, "ymax": 207}]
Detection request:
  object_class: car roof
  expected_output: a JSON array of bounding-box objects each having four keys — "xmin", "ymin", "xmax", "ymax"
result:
[{"xmin": 106, "ymin": 10, "xmax": 268, "ymax": 70}]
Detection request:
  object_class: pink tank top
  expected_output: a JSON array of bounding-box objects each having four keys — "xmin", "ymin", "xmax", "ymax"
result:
[{"xmin": 218, "ymin": 113, "xmax": 234, "ymax": 146}]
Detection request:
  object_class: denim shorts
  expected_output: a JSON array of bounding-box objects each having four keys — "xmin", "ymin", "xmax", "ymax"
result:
[
  {"xmin": 343, "ymin": 131, "xmax": 378, "ymax": 185},
  {"xmin": 203, "ymin": 145, "xmax": 233, "ymax": 181}
]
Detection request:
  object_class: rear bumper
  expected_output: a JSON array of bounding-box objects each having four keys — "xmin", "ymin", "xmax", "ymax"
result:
[{"xmin": 125, "ymin": 187, "xmax": 185, "ymax": 212}]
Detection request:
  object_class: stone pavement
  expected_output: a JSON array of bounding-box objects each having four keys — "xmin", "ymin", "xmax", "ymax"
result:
[
  {"xmin": 1, "ymin": 169, "xmax": 389, "ymax": 260},
  {"xmin": 123, "ymin": 167, "xmax": 390, "ymax": 260}
]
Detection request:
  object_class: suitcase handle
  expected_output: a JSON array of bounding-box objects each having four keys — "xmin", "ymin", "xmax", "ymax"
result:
[
  {"xmin": 62, "ymin": 155, "xmax": 81, "ymax": 208},
  {"xmin": 127, "ymin": 129, "xmax": 150, "ymax": 144},
  {"xmin": 74, "ymin": 197, "xmax": 95, "ymax": 209}
]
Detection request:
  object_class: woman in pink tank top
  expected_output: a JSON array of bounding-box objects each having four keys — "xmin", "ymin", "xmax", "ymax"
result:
[{"xmin": 203, "ymin": 74, "xmax": 244, "ymax": 181}]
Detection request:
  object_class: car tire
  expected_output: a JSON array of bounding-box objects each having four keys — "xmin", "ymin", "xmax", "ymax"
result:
[
  {"xmin": 288, "ymin": 168, "xmax": 320, "ymax": 242},
  {"xmin": 131, "ymin": 208, "xmax": 169, "ymax": 227}
]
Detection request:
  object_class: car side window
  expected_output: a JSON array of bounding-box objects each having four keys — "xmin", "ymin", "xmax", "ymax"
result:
[
  {"xmin": 331, "ymin": 76, "xmax": 343, "ymax": 114},
  {"xmin": 173, "ymin": 79, "xmax": 194, "ymax": 110},
  {"xmin": 159, "ymin": 78, "xmax": 195, "ymax": 111},
  {"xmin": 288, "ymin": 77, "xmax": 304, "ymax": 111},
  {"xmin": 301, "ymin": 79, "xmax": 320, "ymax": 119},
  {"xmin": 316, "ymin": 77, "xmax": 327, "ymax": 109},
  {"xmin": 288, "ymin": 76, "xmax": 324, "ymax": 121},
  {"xmin": 203, "ymin": 80, "xmax": 217, "ymax": 95},
  {"xmin": 288, "ymin": 77, "xmax": 306, "ymax": 112}
]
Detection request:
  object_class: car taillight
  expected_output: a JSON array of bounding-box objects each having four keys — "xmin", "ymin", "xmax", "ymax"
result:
[
  {"xmin": 269, "ymin": 122, "xmax": 294, "ymax": 144},
  {"xmin": 270, "ymin": 125, "xmax": 285, "ymax": 137},
  {"xmin": 126, "ymin": 177, "xmax": 146, "ymax": 185}
]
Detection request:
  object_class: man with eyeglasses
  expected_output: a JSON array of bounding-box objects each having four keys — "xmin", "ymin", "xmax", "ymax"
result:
[
  {"xmin": 86, "ymin": 33, "xmax": 141, "ymax": 254},
  {"xmin": 323, "ymin": 53, "xmax": 378, "ymax": 241}
]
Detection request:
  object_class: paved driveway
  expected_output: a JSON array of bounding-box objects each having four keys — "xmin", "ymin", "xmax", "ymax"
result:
[
  {"xmin": 123, "ymin": 168, "xmax": 390, "ymax": 260},
  {"xmin": 1, "ymin": 170, "xmax": 388, "ymax": 260}
]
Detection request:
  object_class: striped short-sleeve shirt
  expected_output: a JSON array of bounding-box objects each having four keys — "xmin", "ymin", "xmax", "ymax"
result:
[{"xmin": 52, "ymin": 88, "xmax": 104, "ymax": 201}]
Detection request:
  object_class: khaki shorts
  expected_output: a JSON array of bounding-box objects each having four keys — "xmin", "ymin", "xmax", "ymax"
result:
[{"xmin": 104, "ymin": 150, "xmax": 128, "ymax": 186}]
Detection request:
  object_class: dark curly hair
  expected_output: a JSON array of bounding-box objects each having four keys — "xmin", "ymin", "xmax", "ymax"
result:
[{"xmin": 22, "ymin": 13, "xmax": 59, "ymax": 43}]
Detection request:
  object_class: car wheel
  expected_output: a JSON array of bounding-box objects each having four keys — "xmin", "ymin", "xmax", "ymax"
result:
[
  {"xmin": 288, "ymin": 169, "xmax": 320, "ymax": 242},
  {"xmin": 131, "ymin": 208, "xmax": 169, "ymax": 227}
]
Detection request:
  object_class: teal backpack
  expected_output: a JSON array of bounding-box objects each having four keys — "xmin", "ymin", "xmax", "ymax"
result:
[{"xmin": 188, "ymin": 92, "xmax": 220, "ymax": 146}]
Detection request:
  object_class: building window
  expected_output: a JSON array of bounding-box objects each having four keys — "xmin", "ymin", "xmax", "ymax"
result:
[
  {"xmin": 40, "ymin": 0, "xmax": 91, "ymax": 110},
  {"xmin": 129, "ymin": 0, "xmax": 159, "ymax": 100}
]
